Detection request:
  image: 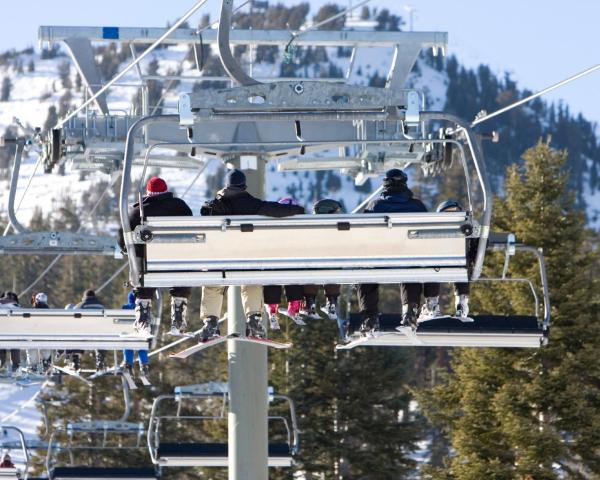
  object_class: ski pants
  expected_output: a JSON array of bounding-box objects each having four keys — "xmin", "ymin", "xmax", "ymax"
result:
[
  {"xmin": 356, "ymin": 283, "xmax": 441, "ymax": 318},
  {"xmin": 201, "ymin": 286, "xmax": 263, "ymax": 319},
  {"xmin": 455, "ymin": 282, "xmax": 470, "ymax": 296},
  {"xmin": 27, "ymin": 349, "xmax": 52, "ymax": 367},
  {"xmin": 134, "ymin": 287, "xmax": 191, "ymax": 300},
  {"xmin": 124, "ymin": 349, "xmax": 149, "ymax": 365},
  {"xmin": 0, "ymin": 350, "xmax": 20, "ymax": 369},
  {"xmin": 263, "ymin": 285, "xmax": 304, "ymax": 305},
  {"xmin": 303, "ymin": 284, "xmax": 341, "ymax": 300}
]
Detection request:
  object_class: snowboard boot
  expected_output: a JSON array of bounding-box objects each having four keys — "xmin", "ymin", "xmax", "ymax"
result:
[
  {"xmin": 134, "ymin": 299, "xmax": 152, "ymax": 334},
  {"xmin": 400, "ymin": 303, "xmax": 419, "ymax": 329},
  {"xmin": 418, "ymin": 296, "xmax": 442, "ymax": 322},
  {"xmin": 196, "ymin": 316, "xmax": 220, "ymax": 342},
  {"xmin": 359, "ymin": 315, "xmax": 380, "ymax": 335},
  {"xmin": 267, "ymin": 304, "xmax": 281, "ymax": 331},
  {"xmin": 95, "ymin": 351, "xmax": 107, "ymax": 373},
  {"xmin": 301, "ymin": 296, "xmax": 318, "ymax": 317},
  {"xmin": 170, "ymin": 297, "xmax": 188, "ymax": 335},
  {"xmin": 455, "ymin": 294, "xmax": 470, "ymax": 319},
  {"xmin": 246, "ymin": 313, "xmax": 266, "ymax": 339},
  {"xmin": 324, "ymin": 296, "xmax": 338, "ymax": 320}
]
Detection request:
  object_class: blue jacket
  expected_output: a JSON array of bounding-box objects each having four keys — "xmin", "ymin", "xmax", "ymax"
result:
[{"xmin": 365, "ymin": 187, "xmax": 427, "ymax": 214}]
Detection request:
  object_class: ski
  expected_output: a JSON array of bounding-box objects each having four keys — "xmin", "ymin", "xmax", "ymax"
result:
[
  {"xmin": 416, "ymin": 314, "xmax": 455, "ymax": 324},
  {"xmin": 336, "ymin": 331, "xmax": 413, "ymax": 350},
  {"xmin": 88, "ymin": 366, "xmax": 120, "ymax": 380},
  {"xmin": 278, "ymin": 308, "xmax": 307, "ymax": 326},
  {"xmin": 121, "ymin": 370, "xmax": 138, "ymax": 390},
  {"xmin": 234, "ymin": 336, "xmax": 293, "ymax": 350},
  {"xmin": 139, "ymin": 373, "xmax": 152, "ymax": 387},
  {"xmin": 170, "ymin": 335, "xmax": 231, "ymax": 359},
  {"xmin": 53, "ymin": 365, "xmax": 93, "ymax": 386}
]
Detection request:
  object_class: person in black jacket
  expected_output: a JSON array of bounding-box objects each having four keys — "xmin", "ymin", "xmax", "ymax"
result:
[
  {"xmin": 118, "ymin": 177, "xmax": 193, "ymax": 336},
  {"xmin": 356, "ymin": 169, "xmax": 434, "ymax": 333},
  {"xmin": 27, "ymin": 292, "xmax": 52, "ymax": 372},
  {"xmin": 0, "ymin": 292, "xmax": 21, "ymax": 373},
  {"xmin": 75, "ymin": 289, "xmax": 107, "ymax": 372},
  {"xmin": 198, "ymin": 169, "xmax": 304, "ymax": 340}
]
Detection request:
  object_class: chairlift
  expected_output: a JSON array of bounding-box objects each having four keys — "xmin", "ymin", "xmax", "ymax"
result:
[
  {"xmin": 0, "ymin": 309, "xmax": 151, "ymax": 351},
  {"xmin": 147, "ymin": 385, "xmax": 299, "ymax": 468},
  {"xmin": 46, "ymin": 422, "xmax": 157, "ymax": 480},
  {"xmin": 338, "ymin": 233, "xmax": 550, "ymax": 349},
  {"xmin": 0, "ymin": 426, "xmax": 29, "ymax": 480}
]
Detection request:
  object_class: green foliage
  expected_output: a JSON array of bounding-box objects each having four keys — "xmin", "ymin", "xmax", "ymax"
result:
[{"xmin": 418, "ymin": 141, "xmax": 600, "ymax": 479}]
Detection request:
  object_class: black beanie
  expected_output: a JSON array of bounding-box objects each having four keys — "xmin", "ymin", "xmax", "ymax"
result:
[
  {"xmin": 226, "ymin": 169, "xmax": 246, "ymax": 188},
  {"xmin": 383, "ymin": 168, "xmax": 407, "ymax": 188}
]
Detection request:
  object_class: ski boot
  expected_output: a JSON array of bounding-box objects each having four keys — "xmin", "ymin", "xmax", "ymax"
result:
[
  {"xmin": 196, "ymin": 316, "xmax": 220, "ymax": 342},
  {"xmin": 122, "ymin": 361, "xmax": 134, "ymax": 377},
  {"xmin": 134, "ymin": 299, "xmax": 152, "ymax": 334},
  {"xmin": 95, "ymin": 351, "xmax": 107, "ymax": 373},
  {"xmin": 323, "ymin": 296, "xmax": 338, "ymax": 320},
  {"xmin": 400, "ymin": 303, "xmax": 419, "ymax": 329},
  {"xmin": 267, "ymin": 304, "xmax": 281, "ymax": 331},
  {"xmin": 287, "ymin": 300, "xmax": 305, "ymax": 324},
  {"xmin": 140, "ymin": 364, "xmax": 150, "ymax": 378},
  {"xmin": 455, "ymin": 294, "xmax": 470, "ymax": 320},
  {"xmin": 359, "ymin": 315, "xmax": 380, "ymax": 335},
  {"xmin": 300, "ymin": 296, "xmax": 318, "ymax": 318},
  {"xmin": 42, "ymin": 358, "xmax": 52, "ymax": 373},
  {"xmin": 69, "ymin": 354, "xmax": 81, "ymax": 372},
  {"xmin": 170, "ymin": 297, "xmax": 188, "ymax": 335},
  {"xmin": 418, "ymin": 297, "xmax": 442, "ymax": 323},
  {"xmin": 246, "ymin": 313, "xmax": 266, "ymax": 339}
]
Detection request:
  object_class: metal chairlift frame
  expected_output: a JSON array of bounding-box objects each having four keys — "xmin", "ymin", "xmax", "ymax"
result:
[
  {"xmin": 0, "ymin": 426, "xmax": 29, "ymax": 480},
  {"xmin": 36, "ymin": 24, "xmax": 447, "ymax": 174},
  {"xmin": 0, "ymin": 137, "xmax": 119, "ymax": 257},
  {"xmin": 46, "ymin": 422, "xmax": 156, "ymax": 480},
  {"xmin": 147, "ymin": 386, "xmax": 299, "ymax": 468}
]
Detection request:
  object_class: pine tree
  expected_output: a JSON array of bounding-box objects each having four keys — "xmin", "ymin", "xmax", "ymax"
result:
[{"xmin": 418, "ymin": 141, "xmax": 600, "ymax": 479}]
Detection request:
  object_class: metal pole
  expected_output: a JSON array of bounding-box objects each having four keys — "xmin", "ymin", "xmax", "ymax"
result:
[{"xmin": 228, "ymin": 159, "xmax": 269, "ymax": 480}]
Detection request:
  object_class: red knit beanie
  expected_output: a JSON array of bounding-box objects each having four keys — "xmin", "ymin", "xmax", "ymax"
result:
[{"xmin": 146, "ymin": 177, "xmax": 168, "ymax": 196}]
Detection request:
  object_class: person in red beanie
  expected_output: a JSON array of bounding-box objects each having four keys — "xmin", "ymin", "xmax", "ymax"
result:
[{"xmin": 118, "ymin": 176, "xmax": 193, "ymax": 336}]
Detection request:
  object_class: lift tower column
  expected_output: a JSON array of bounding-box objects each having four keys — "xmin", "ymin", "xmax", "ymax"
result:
[{"xmin": 227, "ymin": 160, "xmax": 269, "ymax": 480}]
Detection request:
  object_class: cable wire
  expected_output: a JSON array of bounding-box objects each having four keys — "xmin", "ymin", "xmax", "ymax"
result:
[{"xmin": 472, "ymin": 63, "xmax": 600, "ymax": 127}]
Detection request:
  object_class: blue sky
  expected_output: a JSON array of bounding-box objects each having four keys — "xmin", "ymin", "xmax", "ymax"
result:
[{"xmin": 2, "ymin": 0, "xmax": 599, "ymax": 127}]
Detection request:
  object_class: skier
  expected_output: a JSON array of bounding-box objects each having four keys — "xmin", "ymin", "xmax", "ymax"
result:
[
  {"xmin": 63, "ymin": 303, "xmax": 82, "ymax": 371},
  {"xmin": 75, "ymin": 289, "xmax": 107, "ymax": 372},
  {"xmin": 0, "ymin": 292, "xmax": 21, "ymax": 373},
  {"xmin": 27, "ymin": 292, "xmax": 52, "ymax": 372},
  {"xmin": 0, "ymin": 453, "xmax": 15, "ymax": 469},
  {"xmin": 118, "ymin": 176, "xmax": 193, "ymax": 336},
  {"xmin": 356, "ymin": 169, "xmax": 429, "ymax": 333},
  {"xmin": 121, "ymin": 291, "xmax": 150, "ymax": 378},
  {"xmin": 198, "ymin": 169, "xmax": 304, "ymax": 340},
  {"xmin": 419, "ymin": 200, "xmax": 479, "ymax": 320},
  {"xmin": 263, "ymin": 197, "xmax": 306, "ymax": 330},
  {"xmin": 301, "ymin": 199, "xmax": 343, "ymax": 320}
]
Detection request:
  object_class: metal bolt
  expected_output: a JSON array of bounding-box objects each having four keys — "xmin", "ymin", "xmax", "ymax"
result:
[{"xmin": 293, "ymin": 83, "xmax": 304, "ymax": 95}]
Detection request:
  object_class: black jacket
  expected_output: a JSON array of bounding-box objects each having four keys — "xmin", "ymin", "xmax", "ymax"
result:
[
  {"xmin": 118, "ymin": 192, "xmax": 193, "ymax": 256},
  {"xmin": 201, "ymin": 187, "xmax": 305, "ymax": 217},
  {"xmin": 75, "ymin": 296, "xmax": 104, "ymax": 309},
  {"xmin": 365, "ymin": 186, "xmax": 427, "ymax": 214}
]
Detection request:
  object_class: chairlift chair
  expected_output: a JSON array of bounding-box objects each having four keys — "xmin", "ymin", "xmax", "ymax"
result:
[
  {"xmin": 46, "ymin": 422, "xmax": 157, "ymax": 480},
  {"xmin": 339, "ymin": 232, "xmax": 550, "ymax": 349},
  {"xmin": 147, "ymin": 385, "xmax": 299, "ymax": 468}
]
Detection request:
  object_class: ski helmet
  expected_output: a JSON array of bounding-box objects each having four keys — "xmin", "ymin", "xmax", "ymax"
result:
[
  {"xmin": 436, "ymin": 199, "xmax": 463, "ymax": 212},
  {"xmin": 313, "ymin": 199, "xmax": 343, "ymax": 214},
  {"xmin": 35, "ymin": 292, "xmax": 48, "ymax": 305},
  {"xmin": 278, "ymin": 197, "xmax": 299, "ymax": 206}
]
